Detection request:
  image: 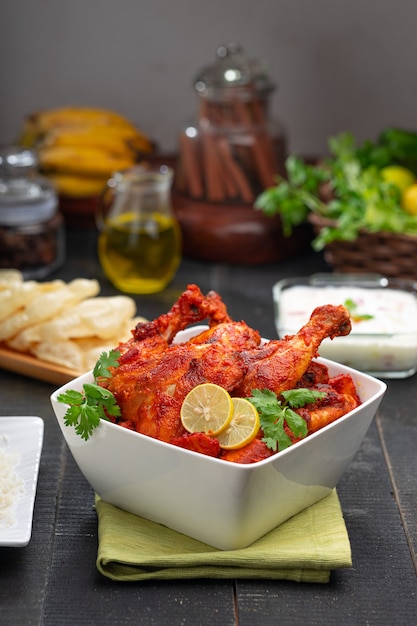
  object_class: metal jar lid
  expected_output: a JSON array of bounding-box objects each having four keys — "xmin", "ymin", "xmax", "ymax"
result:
[{"xmin": 0, "ymin": 146, "xmax": 58, "ymax": 226}]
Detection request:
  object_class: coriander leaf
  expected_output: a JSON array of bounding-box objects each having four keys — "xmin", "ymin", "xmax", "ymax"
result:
[
  {"xmin": 248, "ymin": 388, "xmax": 326, "ymax": 452},
  {"xmin": 57, "ymin": 389, "xmax": 84, "ymax": 405},
  {"xmin": 281, "ymin": 388, "xmax": 326, "ymax": 409},
  {"xmin": 327, "ymin": 132, "xmax": 357, "ymax": 160},
  {"xmin": 343, "ymin": 298, "xmax": 374, "ymax": 322},
  {"xmin": 283, "ymin": 408, "xmax": 308, "ymax": 439},
  {"xmin": 83, "ymin": 383, "xmax": 115, "ymax": 403},
  {"xmin": 75, "ymin": 404, "xmax": 101, "ymax": 440},
  {"xmin": 254, "ymin": 156, "xmax": 329, "ymax": 236},
  {"xmin": 60, "ymin": 403, "xmax": 84, "ymax": 428},
  {"xmin": 262, "ymin": 415, "xmax": 293, "ymax": 452},
  {"xmin": 57, "ymin": 350, "xmax": 121, "ymax": 441},
  {"xmin": 249, "ymin": 388, "xmax": 280, "ymax": 415},
  {"xmin": 93, "ymin": 349, "xmax": 120, "ymax": 380}
]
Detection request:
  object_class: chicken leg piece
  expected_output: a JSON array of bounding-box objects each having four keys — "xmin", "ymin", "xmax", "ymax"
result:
[
  {"xmin": 132, "ymin": 283, "xmax": 232, "ymax": 346},
  {"xmin": 235, "ymin": 304, "xmax": 351, "ymax": 397}
]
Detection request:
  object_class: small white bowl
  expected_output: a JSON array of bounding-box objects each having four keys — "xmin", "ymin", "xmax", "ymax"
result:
[
  {"xmin": 273, "ymin": 274, "xmax": 417, "ymax": 379},
  {"xmin": 50, "ymin": 326, "xmax": 386, "ymax": 550}
]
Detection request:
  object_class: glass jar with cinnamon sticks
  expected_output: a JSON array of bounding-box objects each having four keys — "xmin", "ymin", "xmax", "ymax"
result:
[{"xmin": 176, "ymin": 43, "xmax": 286, "ymax": 205}]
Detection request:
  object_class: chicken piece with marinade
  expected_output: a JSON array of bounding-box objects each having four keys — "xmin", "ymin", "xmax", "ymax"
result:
[
  {"xmin": 131, "ymin": 283, "xmax": 232, "ymax": 346},
  {"xmin": 234, "ymin": 304, "xmax": 351, "ymax": 398},
  {"xmin": 102, "ymin": 287, "xmax": 353, "ymax": 452}
]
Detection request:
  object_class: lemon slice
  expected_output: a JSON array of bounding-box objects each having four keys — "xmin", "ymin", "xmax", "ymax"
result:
[
  {"xmin": 215, "ymin": 397, "xmax": 260, "ymax": 450},
  {"xmin": 180, "ymin": 383, "xmax": 233, "ymax": 436}
]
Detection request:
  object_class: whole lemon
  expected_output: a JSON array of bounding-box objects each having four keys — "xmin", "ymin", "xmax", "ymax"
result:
[
  {"xmin": 402, "ymin": 183, "xmax": 417, "ymax": 215},
  {"xmin": 381, "ymin": 165, "xmax": 416, "ymax": 193}
]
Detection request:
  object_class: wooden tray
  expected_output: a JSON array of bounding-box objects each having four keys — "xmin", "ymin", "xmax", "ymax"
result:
[{"xmin": 0, "ymin": 343, "xmax": 80, "ymax": 386}]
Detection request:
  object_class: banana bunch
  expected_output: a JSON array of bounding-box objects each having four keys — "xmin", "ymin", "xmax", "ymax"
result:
[{"xmin": 18, "ymin": 106, "xmax": 155, "ymax": 198}]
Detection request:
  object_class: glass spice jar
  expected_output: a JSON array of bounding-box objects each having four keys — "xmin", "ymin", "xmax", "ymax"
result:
[
  {"xmin": 176, "ymin": 42, "xmax": 287, "ymax": 204},
  {"xmin": 0, "ymin": 146, "xmax": 65, "ymax": 279}
]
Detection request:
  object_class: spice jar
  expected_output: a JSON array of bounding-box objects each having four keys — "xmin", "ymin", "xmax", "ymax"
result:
[
  {"xmin": 176, "ymin": 42, "xmax": 286, "ymax": 204},
  {"xmin": 0, "ymin": 146, "xmax": 65, "ymax": 278},
  {"xmin": 172, "ymin": 43, "xmax": 304, "ymax": 265}
]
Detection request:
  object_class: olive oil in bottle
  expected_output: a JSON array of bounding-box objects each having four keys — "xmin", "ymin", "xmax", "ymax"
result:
[
  {"xmin": 97, "ymin": 164, "xmax": 182, "ymax": 294},
  {"xmin": 98, "ymin": 211, "xmax": 181, "ymax": 294}
]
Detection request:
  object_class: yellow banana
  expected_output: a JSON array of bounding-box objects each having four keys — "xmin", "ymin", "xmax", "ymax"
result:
[
  {"xmin": 38, "ymin": 145, "xmax": 135, "ymax": 177},
  {"xmin": 40, "ymin": 124, "xmax": 153, "ymax": 156},
  {"xmin": 25, "ymin": 106, "xmax": 137, "ymax": 132},
  {"xmin": 18, "ymin": 106, "xmax": 154, "ymax": 154},
  {"xmin": 47, "ymin": 173, "xmax": 109, "ymax": 198},
  {"xmin": 40, "ymin": 129, "xmax": 135, "ymax": 159}
]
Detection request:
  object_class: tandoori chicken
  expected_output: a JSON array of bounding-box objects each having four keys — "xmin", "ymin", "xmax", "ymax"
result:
[{"xmin": 101, "ymin": 284, "xmax": 360, "ymax": 463}]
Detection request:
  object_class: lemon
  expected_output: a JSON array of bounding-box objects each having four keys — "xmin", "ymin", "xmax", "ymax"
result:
[
  {"xmin": 180, "ymin": 383, "xmax": 233, "ymax": 435},
  {"xmin": 215, "ymin": 397, "xmax": 260, "ymax": 450},
  {"xmin": 381, "ymin": 165, "xmax": 416, "ymax": 193},
  {"xmin": 402, "ymin": 183, "xmax": 417, "ymax": 215}
]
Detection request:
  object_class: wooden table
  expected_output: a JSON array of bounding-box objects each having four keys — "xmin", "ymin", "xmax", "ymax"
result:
[{"xmin": 1, "ymin": 228, "xmax": 416, "ymax": 625}]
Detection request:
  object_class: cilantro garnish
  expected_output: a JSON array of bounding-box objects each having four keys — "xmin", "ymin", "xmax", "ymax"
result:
[
  {"xmin": 343, "ymin": 298, "xmax": 374, "ymax": 323},
  {"xmin": 57, "ymin": 350, "xmax": 121, "ymax": 441},
  {"xmin": 248, "ymin": 388, "xmax": 326, "ymax": 452}
]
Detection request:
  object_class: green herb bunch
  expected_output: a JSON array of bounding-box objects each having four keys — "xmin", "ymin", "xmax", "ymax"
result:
[{"xmin": 255, "ymin": 130, "xmax": 417, "ymax": 250}]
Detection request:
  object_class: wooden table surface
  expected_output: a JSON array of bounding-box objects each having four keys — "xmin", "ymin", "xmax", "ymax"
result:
[{"xmin": 1, "ymin": 228, "xmax": 416, "ymax": 625}]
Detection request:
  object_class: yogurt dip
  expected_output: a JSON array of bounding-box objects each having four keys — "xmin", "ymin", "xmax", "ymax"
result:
[{"xmin": 274, "ymin": 281, "xmax": 417, "ymax": 378}]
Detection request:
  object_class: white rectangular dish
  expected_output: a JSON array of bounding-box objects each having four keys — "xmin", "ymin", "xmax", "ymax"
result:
[
  {"xmin": 0, "ymin": 416, "xmax": 44, "ymax": 547},
  {"xmin": 273, "ymin": 273, "xmax": 417, "ymax": 378}
]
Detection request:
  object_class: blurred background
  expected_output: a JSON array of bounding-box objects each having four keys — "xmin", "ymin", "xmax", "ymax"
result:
[{"xmin": 1, "ymin": 0, "xmax": 416, "ymax": 158}]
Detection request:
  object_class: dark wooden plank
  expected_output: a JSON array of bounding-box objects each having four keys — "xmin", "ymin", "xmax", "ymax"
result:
[
  {"xmin": 235, "ymin": 420, "xmax": 417, "ymax": 626},
  {"xmin": 43, "ymin": 451, "xmax": 237, "ymax": 626},
  {"xmin": 375, "ymin": 377, "xmax": 417, "ymax": 570},
  {"xmin": 0, "ymin": 372, "xmax": 64, "ymax": 625}
]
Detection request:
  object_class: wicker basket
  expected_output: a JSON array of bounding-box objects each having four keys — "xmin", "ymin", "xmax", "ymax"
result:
[{"xmin": 308, "ymin": 214, "xmax": 417, "ymax": 280}]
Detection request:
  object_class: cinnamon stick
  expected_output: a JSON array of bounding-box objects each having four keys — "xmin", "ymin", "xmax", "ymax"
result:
[
  {"xmin": 179, "ymin": 132, "xmax": 204, "ymax": 198},
  {"xmin": 216, "ymin": 137, "xmax": 255, "ymax": 203},
  {"xmin": 200, "ymin": 128, "xmax": 226, "ymax": 202},
  {"xmin": 251, "ymin": 97, "xmax": 279, "ymax": 176},
  {"xmin": 231, "ymin": 98, "xmax": 277, "ymax": 188}
]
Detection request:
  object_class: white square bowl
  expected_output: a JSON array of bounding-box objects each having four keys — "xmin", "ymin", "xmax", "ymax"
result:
[{"xmin": 50, "ymin": 326, "xmax": 386, "ymax": 550}]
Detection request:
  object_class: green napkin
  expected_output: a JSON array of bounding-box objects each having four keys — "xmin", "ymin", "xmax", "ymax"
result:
[{"xmin": 95, "ymin": 490, "xmax": 351, "ymax": 583}]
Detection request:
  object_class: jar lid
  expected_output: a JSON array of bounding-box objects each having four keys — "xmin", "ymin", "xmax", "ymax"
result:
[
  {"xmin": 194, "ymin": 43, "xmax": 275, "ymax": 100},
  {"xmin": 0, "ymin": 146, "xmax": 38, "ymax": 176},
  {"xmin": 0, "ymin": 146, "xmax": 58, "ymax": 226}
]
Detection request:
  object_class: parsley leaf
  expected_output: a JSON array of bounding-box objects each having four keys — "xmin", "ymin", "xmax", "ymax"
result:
[
  {"xmin": 57, "ymin": 350, "xmax": 121, "ymax": 441},
  {"xmin": 248, "ymin": 388, "xmax": 326, "ymax": 452}
]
